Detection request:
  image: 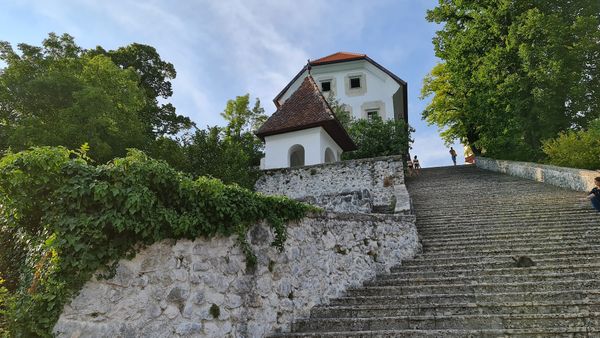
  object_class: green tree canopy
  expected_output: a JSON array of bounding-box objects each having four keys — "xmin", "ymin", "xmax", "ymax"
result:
[
  {"xmin": 0, "ymin": 33, "xmax": 148, "ymax": 162},
  {"xmin": 0, "ymin": 33, "xmax": 196, "ymax": 163},
  {"xmin": 220, "ymin": 94, "xmax": 267, "ymax": 140},
  {"xmin": 343, "ymin": 116, "xmax": 413, "ymax": 160},
  {"xmin": 422, "ymin": 0, "xmax": 600, "ymax": 160},
  {"xmin": 151, "ymin": 94, "xmax": 267, "ymax": 189},
  {"xmin": 89, "ymin": 43, "xmax": 194, "ymax": 137}
]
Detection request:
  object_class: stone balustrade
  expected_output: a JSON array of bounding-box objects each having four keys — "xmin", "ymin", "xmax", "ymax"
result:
[{"xmin": 476, "ymin": 156, "xmax": 599, "ymax": 192}]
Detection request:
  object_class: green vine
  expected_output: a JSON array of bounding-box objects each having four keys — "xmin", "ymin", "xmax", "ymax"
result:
[{"xmin": 0, "ymin": 146, "xmax": 314, "ymax": 337}]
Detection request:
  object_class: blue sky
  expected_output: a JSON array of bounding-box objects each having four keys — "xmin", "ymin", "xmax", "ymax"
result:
[{"xmin": 0, "ymin": 0, "xmax": 463, "ymax": 167}]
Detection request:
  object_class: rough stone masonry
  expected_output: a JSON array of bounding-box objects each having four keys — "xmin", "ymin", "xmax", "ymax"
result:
[
  {"xmin": 255, "ymin": 155, "xmax": 412, "ymax": 214},
  {"xmin": 54, "ymin": 156, "xmax": 419, "ymax": 337}
]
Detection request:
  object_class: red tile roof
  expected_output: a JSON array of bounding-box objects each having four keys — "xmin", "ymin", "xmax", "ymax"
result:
[
  {"xmin": 256, "ymin": 76, "xmax": 356, "ymax": 151},
  {"xmin": 310, "ymin": 52, "xmax": 366, "ymax": 65}
]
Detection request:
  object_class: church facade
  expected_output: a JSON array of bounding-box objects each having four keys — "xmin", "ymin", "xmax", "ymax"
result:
[{"xmin": 256, "ymin": 52, "xmax": 407, "ymax": 169}]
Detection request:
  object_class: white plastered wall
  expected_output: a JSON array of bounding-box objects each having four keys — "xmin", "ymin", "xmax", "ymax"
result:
[
  {"xmin": 263, "ymin": 127, "xmax": 343, "ymax": 169},
  {"xmin": 278, "ymin": 60, "xmax": 401, "ymax": 121},
  {"xmin": 319, "ymin": 128, "xmax": 343, "ymax": 163}
]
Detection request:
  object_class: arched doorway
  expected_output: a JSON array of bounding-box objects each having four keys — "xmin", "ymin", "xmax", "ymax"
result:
[
  {"xmin": 289, "ymin": 144, "xmax": 305, "ymax": 167},
  {"xmin": 324, "ymin": 147, "xmax": 336, "ymax": 163}
]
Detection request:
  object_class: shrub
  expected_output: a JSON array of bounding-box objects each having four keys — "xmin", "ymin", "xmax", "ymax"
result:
[
  {"xmin": 0, "ymin": 279, "xmax": 9, "ymax": 336},
  {"xmin": 542, "ymin": 119, "xmax": 600, "ymax": 170},
  {"xmin": 343, "ymin": 116, "xmax": 413, "ymax": 160},
  {"xmin": 0, "ymin": 146, "xmax": 313, "ymax": 337}
]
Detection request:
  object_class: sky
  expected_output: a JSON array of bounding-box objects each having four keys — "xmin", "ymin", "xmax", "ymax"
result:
[{"xmin": 0, "ymin": 0, "xmax": 464, "ymax": 168}]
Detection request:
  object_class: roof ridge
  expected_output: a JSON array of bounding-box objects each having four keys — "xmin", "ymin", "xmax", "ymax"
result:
[
  {"xmin": 305, "ymin": 75, "xmax": 338, "ymax": 121},
  {"xmin": 256, "ymin": 75, "xmax": 356, "ymax": 151},
  {"xmin": 310, "ymin": 52, "xmax": 367, "ymax": 65}
]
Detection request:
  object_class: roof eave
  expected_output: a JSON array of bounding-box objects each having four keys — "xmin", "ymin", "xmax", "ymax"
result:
[
  {"xmin": 255, "ymin": 121, "xmax": 357, "ymax": 152},
  {"xmin": 273, "ymin": 65, "xmax": 308, "ymax": 108},
  {"xmin": 273, "ymin": 55, "xmax": 408, "ymax": 104}
]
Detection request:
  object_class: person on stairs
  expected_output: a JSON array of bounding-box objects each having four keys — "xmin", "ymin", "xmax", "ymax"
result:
[
  {"xmin": 588, "ymin": 177, "xmax": 600, "ymax": 212},
  {"xmin": 406, "ymin": 157, "xmax": 414, "ymax": 177},
  {"xmin": 413, "ymin": 155, "xmax": 421, "ymax": 175},
  {"xmin": 449, "ymin": 147, "xmax": 457, "ymax": 166}
]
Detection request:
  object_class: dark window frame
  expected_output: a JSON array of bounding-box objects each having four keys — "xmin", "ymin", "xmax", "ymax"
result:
[
  {"xmin": 321, "ymin": 81, "xmax": 331, "ymax": 92},
  {"xmin": 350, "ymin": 77, "xmax": 361, "ymax": 89},
  {"xmin": 366, "ymin": 110, "xmax": 379, "ymax": 120}
]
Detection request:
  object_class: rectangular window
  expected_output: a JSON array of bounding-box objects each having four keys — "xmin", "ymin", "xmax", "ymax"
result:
[
  {"xmin": 350, "ymin": 77, "xmax": 361, "ymax": 89},
  {"xmin": 367, "ymin": 110, "xmax": 379, "ymax": 120},
  {"xmin": 321, "ymin": 81, "xmax": 331, "ymax": 92}
]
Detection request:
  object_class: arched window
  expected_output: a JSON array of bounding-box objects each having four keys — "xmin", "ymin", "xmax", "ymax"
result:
[
  {"xmin": 324, "ymin": 147, "xmax": 336, "ymax": 163},
  {"xmin": 289, "ymin": 144, "xmax": 305, "ymax": 167}
]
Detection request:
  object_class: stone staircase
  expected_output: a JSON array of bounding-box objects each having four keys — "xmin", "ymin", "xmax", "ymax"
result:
[{"xmin": 273, "ymin": 165, "xmax": 600, "ymax": 337}]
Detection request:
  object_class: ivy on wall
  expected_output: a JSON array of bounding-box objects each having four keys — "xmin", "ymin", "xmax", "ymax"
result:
[{"xmin": 0, "ymin": 146, "xmax": 313, "ymax": 337}]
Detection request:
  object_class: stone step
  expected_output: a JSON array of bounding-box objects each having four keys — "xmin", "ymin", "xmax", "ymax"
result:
[
  {"xmin": 402, "ymin": 249, "xmax": 600, "ymax": 266},
  {"xmin": 415, "ymin": 201, "xmax": 582, "ymax": 209},
  {"xmin": 416, "ymin": 216, "xmax": 595, "ymax": 229},
  {"xmin": 311, "ymin": 299, "xmax": 600, "ymax": 318},
  {"xmin": 329, "ymin": 289, "xmax": 600, "ymax": 306},
  {"xmin": 417, "ymin": 243, "xmax": 600, "ymax": 259},
  {"xmin": 291, "ymin": 312, "xmax": 600, "ymax": 332},
  {"xmin": 391, "ymin": 256, "xmax": 599, "ymax": 273},
  {"xmin": 272, "ymin": 327, "xmax": 592, "ymax": 337},
  {"xmin": 417, "ymin": 223, "xmax": 600, "ymax": 238},
  {"xmin": 421, "ymin": 226, "xmax": 600, "ymax": 240},
  {"xmin": 415, "ymin": 210, "xmax": 592, "ymax": 226},
  {"xmin": 421, "ymin": 238, "xmax": 598, "ymax": 253},
  {"xmin": 366, "ymin": 271, "xmax": 600, "ymax": 287},
  {"xmin": 386, "ymin": 262, "xmax": 600, "ymax": 278},
  {"xmin": 421, "ymin": 231, "xmax": 600, "ymax": 247},
  {"xmin": 345, "ymin": 279, "xmax": 599, "ymax": 297}
]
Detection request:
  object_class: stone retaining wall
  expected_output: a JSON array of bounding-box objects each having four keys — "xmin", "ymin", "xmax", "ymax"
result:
[
  {"xmin": 54, "ymin": 212, "xmax": 419, "ymax": 338},
  {"xmin": 255, "ymin": 156, "xmax": 410, "ymax": 213},
  {"xmin": 476, "ymin": 156, "xmax": 599, "ymax": 192}
]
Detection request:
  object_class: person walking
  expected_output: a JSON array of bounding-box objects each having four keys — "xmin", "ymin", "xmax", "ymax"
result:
[
  {"xmin": 449, "ymin": 147, "xmax": 457, "ymax": 166},
  {"xmin": 413, "ymin": 155, "xmax": 421, "ymax": 175},
  {"xmin": 406, "ymin": 157, "xmax": 414, "ymax": 177}
]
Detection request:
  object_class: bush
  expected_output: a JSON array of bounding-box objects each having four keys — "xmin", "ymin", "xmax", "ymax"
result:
[
  {"xmin": 0, "ymin": 279, "xmax": 8, "ymax": 336},
  {"xmin": 542, "ymin": 119, "xmax": 600, "ymax": 170},
  {"xmin": 0, "ymin": 146, "xmax": 313, "ymax": 337},
  {"xmin": 343, "ymin": 116, "xmax": 413, "ymax": 160}
]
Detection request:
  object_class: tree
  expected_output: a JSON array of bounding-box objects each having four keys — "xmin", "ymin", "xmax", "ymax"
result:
[
  {"xmin": 0, "ymin": 33, "xmax": 148, "ymax": 162},
  {"xmin": 221, "ymin": 94, "xmax": 267, "ymax": 140},
  {"xmin": 422, "ymin": 1, "xmax": 600, "ymax": 161},
  {"xmin": 421, "ymin": 63, "xmax": 482, "ymax": 154},
  {"xmin": 326, "ymin": 94, "xmax": 354, "ymax": 130},
  {"xmin": 184, "ymin": 127, "xmax": 259, "ymax": 189},
  {"xmin": 181, "ymin": 94, "xmax": 267, "ymax": 189},
  {"xmin": 88, "ymin": 43, "xmax": 194, "ymax": 137},
  {"xmin": 343, "ymin": 115, "xmax": 413, "ymax": 160},
  {"xmin": 324, "ymin": 94, "xmax": 411, "ymax": 160}
]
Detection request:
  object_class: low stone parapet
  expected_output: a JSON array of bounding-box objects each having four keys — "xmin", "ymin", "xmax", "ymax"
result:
[
  {"xmin": 255, "ymin": 155, "xmax": 409, "ymax": 213},
  {"xmin": 54, "ymin": 212, "xmax": 419, "ymax": 338},
  {"xmin": 476, "ymin": 157, "xmax": 599, "ymax": 192}
]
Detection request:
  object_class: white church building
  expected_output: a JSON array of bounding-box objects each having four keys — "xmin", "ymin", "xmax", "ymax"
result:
[{"xmin": 256, "ymin": 52, "xmax": 408, "ymax": 169}]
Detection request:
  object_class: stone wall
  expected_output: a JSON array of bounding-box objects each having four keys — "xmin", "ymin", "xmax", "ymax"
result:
[
  {"xmin": 255, "ymin": 155, "xmax": 410, "ymax": 213},
  {"xmin": 54, "ymin": 212, "xmax": 419, "ymax": 338},
  {"xmin": 476, "ymin": 156, "xmax": 599, "ymax": 192}
]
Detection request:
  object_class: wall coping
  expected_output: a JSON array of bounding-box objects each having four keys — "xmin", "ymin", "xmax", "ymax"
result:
[
  {"xmin": 475, "ymin": 156, "xmax": 599, "ymax": 192},
  {"xmin": 260, "ymin": 155, "xmax": 404, "ymax": 174}
]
